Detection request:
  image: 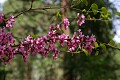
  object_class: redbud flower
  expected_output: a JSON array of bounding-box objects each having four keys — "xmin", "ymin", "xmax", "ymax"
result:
[
  {"xmin": 56, "ymin": 24, "xmax": 60, "ymax": 29},
  {"xmin": 0, "ymin": 27, "xmax": 15, "ymax": 64},
  {"xmin": 49, "ymin": 24, "xmax": 54, "ymax": 31},
  {"xmin": 77, "ymin": 13, "xmax": 85, "ymax": 26},
  {"xmin": 6, "ymin": 16, "xmax": 15, "ymax": 28},
  {"xmin": 82, "ymin": 35, "xmax": 96, "ymax": 54},
  {"xmin": 63, "ymin": 18, "xmax": 70, "ymax": 30}
]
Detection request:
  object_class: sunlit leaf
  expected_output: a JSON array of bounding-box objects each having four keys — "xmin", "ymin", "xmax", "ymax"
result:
[
  {"xmin": 109, "ymin": 40, "xmax": 115, "ymax": 46},
  {"xmin": 101, "ymin": 7, "xmax": 107, "ymax": 15},
  {"xmin": 95, "ymin": 51, "xmax": 99, "ymax": 56},
  {"xmin": 91, "ymin": 3, "xmax": 98, "ymax": 15},
  {"xmin": 100, "ymin": 43, "xmax": 106, "ymax": 51},
  {"xmin": 82, "ymin": 9, "xmax": 87, "ymax": 12},
  {"xmin": 30, "ymin": 34, "xmax": 37, "ymax": 38},
  {"xmin": 115, "ymin": 12, "xmax": 120, "ymax": 16},
  {"xmin": 56, "ymin": 12, "xmax": 61, "ymax": 17},
  {"xmin": 83, "ymin": 49, "xmax": 89, "ymax": 56},
  {"xmin": 81, "ymin": 0, "xmax": 88, "ymax": 6},
  {"xmin": 94, "ymin": 42, "xmax": 99, "ymax": 48}
]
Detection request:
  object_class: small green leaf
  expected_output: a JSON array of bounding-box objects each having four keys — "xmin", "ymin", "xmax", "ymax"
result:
[
  {"xmin": 56, "ymin": 12, "xmax": 61, "ymax": 17},
  {"xmin": 82, "ymin": 9, "xmax": 86, "ymax": 12},
  {"xmin": 30, "ymin": 34, "xmax": 37, "ymax": 38},
  {"xmin": 95, "ymin": 51, "xmax": 99, "ymax": 56},
  {"xmin": 91, "ymin": 3, "xmax": 98, "ymax": 10},
  {"xmin": 91, "ymin": 3, "xmax": 98, "ymax": 15},
  {"xmin": 109, "ymin": 40, "xmax": 115, "ymax": 46},
  {"xmin": 94, "ymin": 42, "xmax": 99, "ymax": 48},
  {"xmin": 87, "ymin": 15, "xmax": 91, "ymax": 19},
  {"xmin": 100, "ymin": 43, "xmax": 106, "ymax": 51},
  {"xmin": 81, "ymin": 0, "xmax": 88, "ymax": 6},
  {"xmin": 92, "ymin": 17, "xmax": 96, "ymax": 22},
  {"xmin": 101, "ymin": 7, "xmax": 107, "ymax": 15},
  {"xmin": 83, "ymin": 49, "xmax": 89, "ymax": 56},
  {"xmin": 72, "ymin": 0, "xmax": 81, "ymax": 7},
  {"xmin": 115, "ymin": 12, "xmax": 120, "ymax": 16}
]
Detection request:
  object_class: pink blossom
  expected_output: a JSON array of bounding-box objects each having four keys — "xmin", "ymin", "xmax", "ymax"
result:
[
  {"xmin": 77, "ymin": 13, "xmax": 85, "ymax": 26},
  {"xmin": 63, "ymin": 18, "xmax": 70, "ymax": 30},
  {"xmin": 6, "ymin": 16, "xmax": 15, "ymax": 28}
]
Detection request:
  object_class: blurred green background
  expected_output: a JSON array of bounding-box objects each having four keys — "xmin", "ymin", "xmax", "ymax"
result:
[{"xmin": 0, "ymin": 0, "xmax": 120, "ymax": 80}]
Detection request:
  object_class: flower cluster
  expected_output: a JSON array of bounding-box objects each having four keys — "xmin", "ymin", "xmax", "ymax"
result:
[
  {"xmin": 0, "ymin": 13, "xmax": 96, "ymax": 64},
  {"xmin": 0, "ymin": 28, "xmax": 15, "ymax": 64},
  {"xmin": 18, "ymin": 25, "xmax": 61, "ymax": 61},
  {"xmin": 58, "ymin": 29, "xmax": 96, "ymax": 53},
  {"xmin": 77, "ymin": 13, "xmax": 85, "ymax": 26},
  {"xmin": 18, "ymin": 25, "xmax": 96, "ymax": 61},
  {"xmin": 63, "ymin": 18, "xmax": 70, "ymax": 30},
  {"xmin": 6, "ymin": 16, "xmax": 15, "ymax": 28}
]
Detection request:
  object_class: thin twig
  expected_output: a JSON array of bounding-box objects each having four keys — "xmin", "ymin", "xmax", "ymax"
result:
[
  {"xmin": 85, "ymin": 18, "xmax": 112, "ymax": 22},
  {"xmin": 104, "ymin": 43, "xmax": 120, "ymax": 51},
  {"xmin": 14, "ymin": 0, "xmax": 34, "ymax": 18},
  {"xmin": 97, "ymin": 40, "xmax": 120, "ymax": 51},
  {"xmin": 14, "ymin": 6, "xmax": 70, "ymax": 18}
]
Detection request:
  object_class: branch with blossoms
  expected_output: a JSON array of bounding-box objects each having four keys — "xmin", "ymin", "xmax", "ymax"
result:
[
  {"xmin": 0, "ymin": 12, "xmax": 97, "ymax": 64},
  {"xmin": 0, "ymin": 1, "xmax": 119, "ymax": 64},
  {"xmin": 0, "ymin": 11, "xmax": 119, "ymax": 64}
]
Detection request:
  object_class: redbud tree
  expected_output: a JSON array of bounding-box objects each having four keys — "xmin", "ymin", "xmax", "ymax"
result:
[{"xmin": 0, "ymin": 0, "xmax": 120, "ymax": 64}]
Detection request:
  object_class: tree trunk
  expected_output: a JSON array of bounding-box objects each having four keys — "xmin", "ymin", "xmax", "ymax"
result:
[{"xmin": 24, "ymin": 62, "xmax": 32, "ymax": 80}]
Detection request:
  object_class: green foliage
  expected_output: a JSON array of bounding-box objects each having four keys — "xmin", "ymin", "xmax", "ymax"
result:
[
  {"xmin": 100, "ymin": 43, "xmax": 106, "ymax": 51},
  {"xmin": 56, "ymin": 12, "xmax": 61, "ymax": 17},
  {"xmin": 81, "ymin": 0, "xmax": 88, "ymax": 6},
  {"xmin": 91, "ymin": 3, "xmax": 98, "ymax": 15},
  {"xmin": 115, "ymin": 12, "xmax": 120, "ymax": 16},
  {"xmin": 72, "ymin": 0, "xmax": 81, "ymax": 7},
  {"xmin": 94, "ymin": 42, "xmax": 99, "ymax": 48},
  {"xmin": 83, "ymin": 49, "xmax": 89, "ymax": 56},
  {"xmin": 82, "ymin": 9, "xmax": 87, "ymax": 12},
  {"xmin": 101, "ymin": 7, "xmax": 107, "ymax": 15},
  {"xmin": 95, "ymin": 51, "xmax": 99, "ymax": 56},
  {"xmin": 109, "ymin": 40, "xmax": 115, "ymax": 46},
  {"xmin": 30, "ymin": 34, "xmax": 38, "ymax": 38}
]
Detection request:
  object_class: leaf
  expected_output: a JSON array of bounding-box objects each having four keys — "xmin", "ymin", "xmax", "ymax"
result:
[
  {"xmin": 101, "ymin": 7, "xmax": 107, "ymax": 15},
  {"xmin": 94, "ymin": 42, "xmax": 99, "ymax": 48},
  {"xmin": 81, "ymin": 0, "xmax": 88, "ymax": 6},
  {"xmin": 109, "ymin": 40, "xmax": 115, "ymax": 46},
  {"xmin": 91, "ymin": 3, "xmax": 98, "ymax": 15},
  {"xmin": 72, "ymin": 0, "xmax": 81, "ymax": 6},
  {"xmin": 92, "ymin": 17, "xmax": 96, "ymax": 22},
  {"xmin": 82, "ymin": 9, "xmax": 86, "ymax": 12},
  {"xmin": 95, "ymin": 51, "xmax": 99, "ymax": 56},
  {"xmin": 91, "ymin": 3, "xmax": 98, "ymax": 10},
  {"xmin": 115, "ymin": 12, "xmax": 120, "ymax": 16},
  {"xmin": 100, "ymin": 43, "xmax": 106, "ymax": 51},
  {"xmin": 87, "ymin": 15, "xmax": 91, "ymax": 19},
  {"xmin": 30, "ymin": 34, "xmax": 37, "ymax": 38},
  {"xmin": 83, "ymin": 49, "xmax": 89, "ymax": 56},
  {"xmin": 56, "ymin": 12, "xmax": 61, "ymax": 17}
]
